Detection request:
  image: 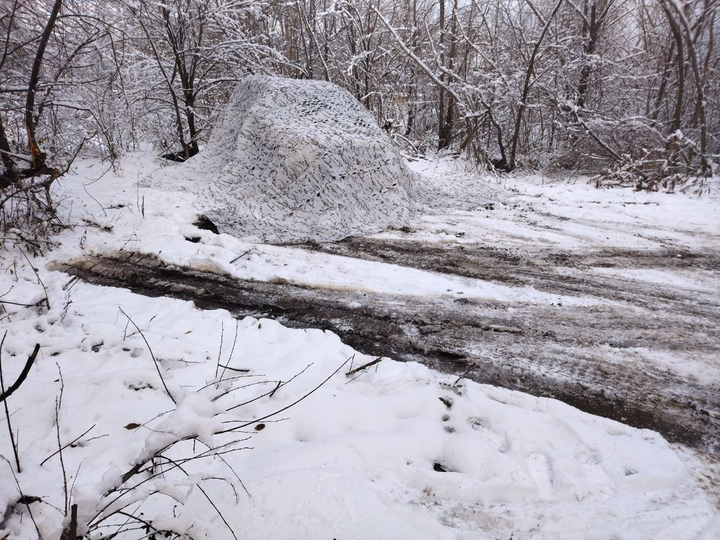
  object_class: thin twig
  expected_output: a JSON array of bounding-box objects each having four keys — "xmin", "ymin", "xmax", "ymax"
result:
[
  {"xmin": 195, "ymin": 439, "xmax": 251, "ymax": 499},
  {"xmin": 95, "ymin": 438, "xmax": 248, "ymax": 524},
  {"xmin": 229, "ymin": 248, "xmax": 255, "ymax": 264},
  {"xmin": 156, "ymin": 455, "xmax": 238, "ymax": 540},
  {"xmin": 345, "ymin": 357, "xmax": 383, "ymax": 377},
  {"xmin": 1, "ymin": 455, "xmax": 44, "ymax": 540},
  {"xmin": 220, "ymin": 357, "xmax": 352, "ymax": 434},
  {"xmin": 118, "ymin": 308, "xmax": 176, "ymax": 404},
  {"xmin": 225, "ymin": 363, "xmax": 313, "ymax": 412},
  {"xmin": 214, "ymin": 320, "xmax": 224, "ymax": 380},
  {"xmin": 18, "ymin": 247, "xmax": 50, "ymax": 309},
  {"xmin": 82, "ymin": 181, "xmax": 107, "ymax": 217},
  {"xmin": 0, "ymin": 331, "xmax": 21, "ymax": 471},
  {"xmin": 200, "ymin": 373, "xmax": 264, "ymax": 394},
  {"xmin": 216, "ymin": 364, "xmax": 249, "ymax": 374},
  {"xmin": 55, "ymin": 365, "xmax": 69, "ymax": 514},
  {"xmin": 0, "ymin": 298, "xmax": 45, "ymax": 308},
  {"xmin": 268, "ymin": 380, "xmax": 281, "ymax": 398},
  {"xmin": 40, "ymin": 424, "xmax": 96, "ymax": 466},
  {"xmin": 0, "ymin": 342, "xmax": 39, "ymax": 403},
  {"xmin": 62, "ymin": 275, "xmax": 79, "ymax": 292},
  {"xmin": 114, "ymin": 509, "xmax": 159, "ymax": 536},
  {"xmin": 454, "ymin": 366, "xmax": 477, "ymax": 385},
  {"xmin": 210, "ymin": 378, "xmax": 276, "ymax": 403},
  {"xmin": 218, "ymin": 319, "xmax": 240, "ymax": 383},
  {"xmin": 69, "ymin": 459, "xmax": 84, "ymax": 510}
]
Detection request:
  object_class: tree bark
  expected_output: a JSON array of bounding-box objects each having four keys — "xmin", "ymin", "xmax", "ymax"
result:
[
  {"xmin": 438, "ymin": 0, "xmax": 447, "ymax": 149},
  {"xmin": 660, "ymin": 0, "xmax": 710, "ymax": 174},
  {"xmin": 441, "ymin": 0, "xmax": 458, "ymax": 148},
  {"xmin": 576, "ymin": 0, "xmax": 614, "ymax": 109},
  {"xmin": 0, "ymin": 113, "xmax": 16, "ymax": 177},
  {"xmin": 661, "ymin": 3, "xmax": 685, "ymax": 132},
  {"xmin": 25, "ymin": 0, "xmax": 63, "ymax": 170},
  {"xmin": 508, "ymin": 0, "xmax": 565, "ymax": 171}
]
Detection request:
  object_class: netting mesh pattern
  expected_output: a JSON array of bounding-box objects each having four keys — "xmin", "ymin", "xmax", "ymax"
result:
[{"xmin": 148, "ymin": 76, "xmax": 412, "ymax": 243}]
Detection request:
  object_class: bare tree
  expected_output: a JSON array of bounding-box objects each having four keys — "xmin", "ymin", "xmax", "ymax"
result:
[{"xmin": 3, "ymin": 0, "xmax": 717, "ymax": 195}]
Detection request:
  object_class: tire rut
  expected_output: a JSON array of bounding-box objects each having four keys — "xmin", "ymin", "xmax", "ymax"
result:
[
  {"xmin": 299, "ymin": 238, "xmax": 720, "ymax": 319},
  {"xmin": 56, "ymin": 252, "xmax": 720, "ymax": 455}
]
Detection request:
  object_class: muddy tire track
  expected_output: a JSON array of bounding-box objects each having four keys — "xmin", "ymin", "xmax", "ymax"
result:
[
  {"xmin": 58, "ymin": 250, "xmax": 720, "ymax": 454},
  {"xmin": 299, "ymin": 238, "xmax": 720, "ymax": 318}
]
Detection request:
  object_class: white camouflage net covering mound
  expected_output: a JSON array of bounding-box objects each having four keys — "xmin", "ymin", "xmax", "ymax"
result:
[{"xmin": 149, "ymin": 76, "xmax": 412, "ymax": 243}]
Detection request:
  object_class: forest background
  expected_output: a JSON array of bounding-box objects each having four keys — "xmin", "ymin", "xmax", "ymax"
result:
[{"xmin": 1, "ymin": 0, "xmax": 718, "ymax": 204}]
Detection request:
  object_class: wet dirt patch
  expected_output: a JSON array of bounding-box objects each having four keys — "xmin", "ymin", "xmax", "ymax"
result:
[
  {"xmin": 58, "ymin": 250, "xmax": 720, "ymax": 455},
  {"xmin": 299, "ymin": 238, "xmax": 720, "ymax": 317}
]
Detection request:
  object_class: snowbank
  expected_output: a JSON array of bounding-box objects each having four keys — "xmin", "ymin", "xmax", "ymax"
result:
[
  {"xmin": 147, "ymin": 76, "xmax": 412, "ymax": 243},
  {"xmin": 0, "ymin": 260, "xmax": 717, "ymax": 539}
]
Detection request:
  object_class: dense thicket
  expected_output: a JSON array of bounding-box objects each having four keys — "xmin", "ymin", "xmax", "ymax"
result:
[{"xmin": 1, "ymin": 0, "xmax": 718, "ymax": 194}]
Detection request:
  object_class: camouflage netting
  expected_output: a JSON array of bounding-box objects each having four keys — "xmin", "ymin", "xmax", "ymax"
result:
[{"xmin": 148, "ymin": 75, "xmax": 413, "ymax": 243}]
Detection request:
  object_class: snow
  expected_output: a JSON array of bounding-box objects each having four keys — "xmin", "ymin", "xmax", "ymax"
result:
[
  {"xmin": 52, "ymin": 159, "xmax": 608, "ymax": 309},
  {"xmin": 145, "ymin": 76, "xmax": 413, "ymax": 243},
  {"xmin": 0, "ymin": 151, "xmax": 718, "ymax": 538},
  {"xmin": 402, "ymin": 156, "xmax": 720, "ymax": 252},
  {"xmin": 1, "ymin": 274, "xmax": 717, "ymax": 539}
]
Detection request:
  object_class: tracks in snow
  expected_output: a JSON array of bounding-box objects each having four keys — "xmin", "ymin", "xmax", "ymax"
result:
[{"xmin": 58, "ymin": 241, "xmax": 720, "ymax": 454}]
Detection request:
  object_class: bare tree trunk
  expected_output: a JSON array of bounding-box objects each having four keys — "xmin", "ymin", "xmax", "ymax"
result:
[
  {"xmin": 161, "ymin": 4, "xmax": 200, "ymax": 159},
  {"xmin": 660, "ymin": 0, "xmax": 710, "ymax": 174},
  {"xmin": 295, "ymin": 1, "xmax": 313, "ymax": 78},
  {"xmin": 508, "ymin": 0, "xmax": 565, "ymax": 171},
  {"xmin": 184, "ymin": 94, "xmax": 200, "ymax": 158},
  {"xmin": 25, "ymin": 0, "xmax": 63, "ymax": 171},
  {"xmin": 650, "ymin": 41, "xmax": 675, "ymax": 121},
  {"xmin": 576, "ymin": 0, "xmax": 614, "ymax": 109},
  {"xmin": 662, "ymin": 3, "xmax": 685, "ymax": 132},
  {"xmin": 441, "ymin": 0, "xmax": 458, "ymax": 147},
  {"xmin": 691, "ymin": 0, "xmax": 715, "ymax": 133},
  {"xmin": 404, "ymin": 0, "xmax": 419, "ymax": 137},
  {"xmin": 438, "ymin": 0, "xmax": 447, "ymax": 149},
  {"xmin": 0, "ymin": 113, "xmax": 15, "ymax": 177},
  {"xmin": 298, "ymin": 0, "xmax": 331, "ymax": 81}
]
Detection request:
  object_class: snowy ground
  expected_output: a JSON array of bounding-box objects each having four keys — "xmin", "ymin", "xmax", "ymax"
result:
[{"xmin": 1, "ymin": 153, "xmax": 719, "ymax": 538}]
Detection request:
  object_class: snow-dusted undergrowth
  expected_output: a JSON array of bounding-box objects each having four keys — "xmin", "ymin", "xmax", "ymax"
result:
[{"xmin": 146, "ymin": 76, "xmax": 412, "ymax": 243}]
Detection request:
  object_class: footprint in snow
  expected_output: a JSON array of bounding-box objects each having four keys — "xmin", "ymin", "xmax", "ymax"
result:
[
  {"xmin": 467, "ymin": 416, "xmax": 511, "ymax": 453},
  {"xmin": 526, "ymin": 452, "xmax": 554, "ymax": 498}
]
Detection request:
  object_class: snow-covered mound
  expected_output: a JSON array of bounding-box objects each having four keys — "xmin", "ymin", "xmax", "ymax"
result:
[{"xmin": 149, "ymin": 76, "xmax": 412, "ymax": 243}]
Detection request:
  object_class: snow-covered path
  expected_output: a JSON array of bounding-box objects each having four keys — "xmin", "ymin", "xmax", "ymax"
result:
[
  {"xmin": 1, "ymin": 154, "xmax": 719, "ymax": 538},
  {"xmin": 55, "ymin": 155, "xmax": 720, "ymax": 451},
  {"xmin": 60, "ymin": 234, "xmax": 720, "ymax": 453},
  {"xmin": 1, "ymin": 270, "xmax": 718, "ymax": 539}
]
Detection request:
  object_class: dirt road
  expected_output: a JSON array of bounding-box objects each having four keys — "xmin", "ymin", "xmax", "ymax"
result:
[{"xmin": 61, "ymin": 239, "xmax": 720, "ymax": 453}]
